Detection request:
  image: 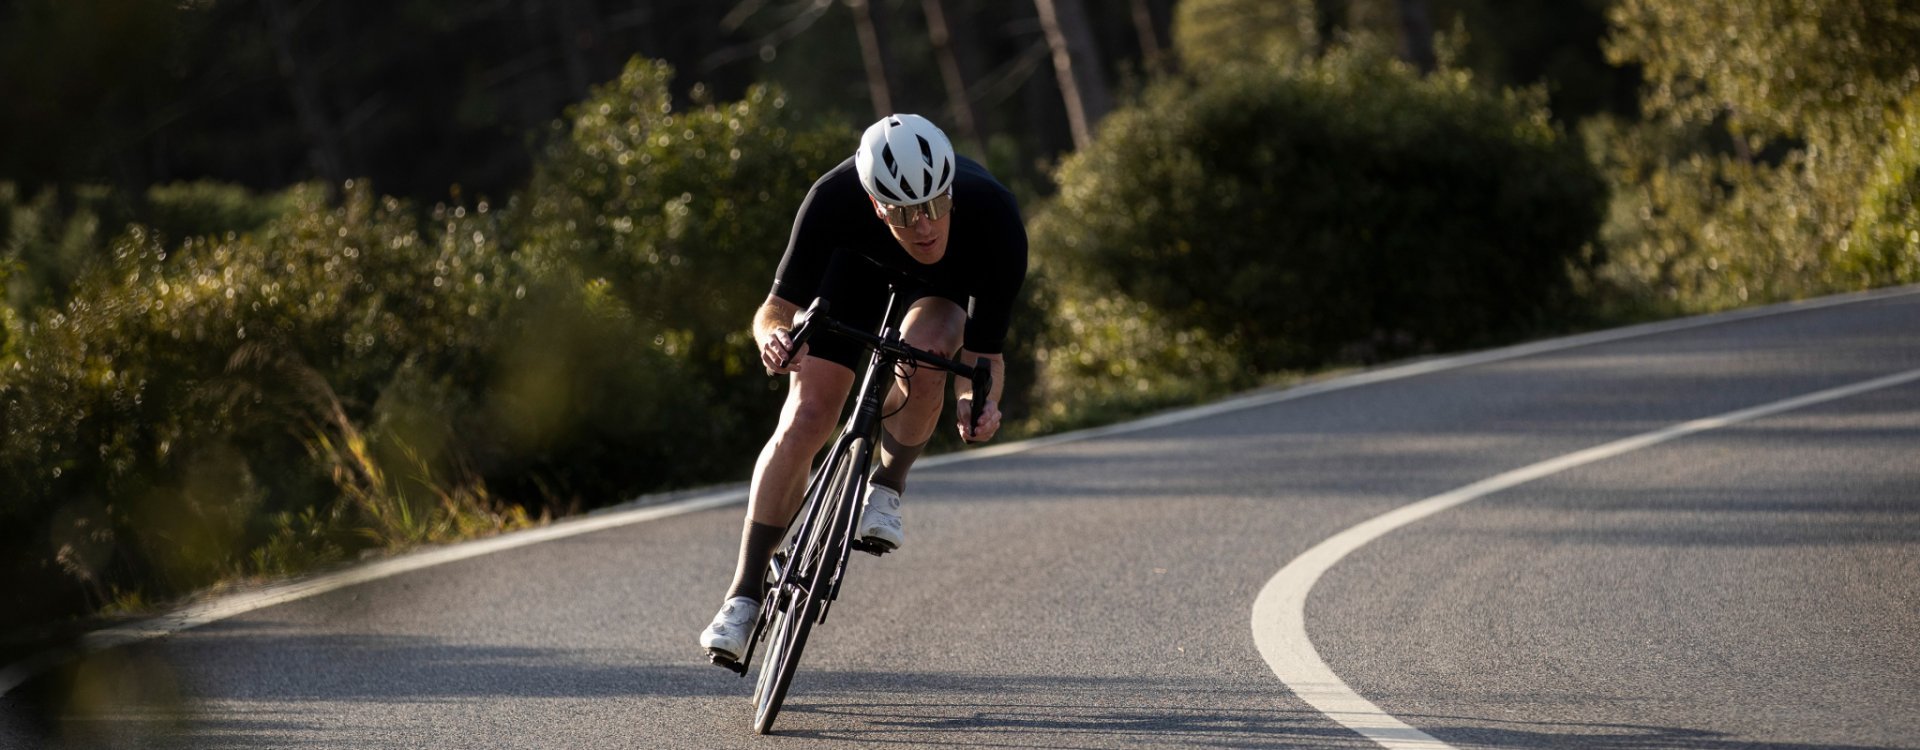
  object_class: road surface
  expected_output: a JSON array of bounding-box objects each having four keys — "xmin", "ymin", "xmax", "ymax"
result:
[{"xmin": 4, "ymin": 289, "xmax": 1917, "ymax": 749}]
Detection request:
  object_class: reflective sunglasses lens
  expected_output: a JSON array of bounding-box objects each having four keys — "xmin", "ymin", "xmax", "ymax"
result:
[
  {"xmin": 882, "ymin": 193, "xmax": 952, "ymax": 227},
  {"xmin": 925, "ymin": 194, "xmax": 953, "ymax": 221}
]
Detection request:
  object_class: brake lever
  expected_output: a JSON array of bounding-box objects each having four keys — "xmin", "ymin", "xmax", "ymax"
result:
[{"xmin": 778, "ymin": 298, "xmax": 829, "ymax": 371}]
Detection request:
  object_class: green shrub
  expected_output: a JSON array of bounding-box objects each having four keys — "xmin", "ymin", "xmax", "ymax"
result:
[
  {"xmin": 0, "ymin": 56, "xmax": 856, "ymax": 633},
  {"xmin": 1033, "ymin": 50, "xmax": 1604, "ymax": 372},
  {"xmin": 0, "ymin": 183, "xmax": 123, "ymax": 314},
  {"xmin": 1173, "ymin": 0, "xmax": 1321, "ymax": 72},
  {"xmin": 1838, "ymin": 94, "xmax": 1920, "ymax": 286},
  {"xmin": 0, "ymin": 182, "xmax": 530, "ymax": 625},
  {"xmin": 521, "ymin": 58, "xmax": 846, "ymax": 412},
  {"xmin": 1016, "ymin": 262, "xmax": 1245, "ymax": 434},
  {"xmin": 1582, "ymin": 115, "xmax": 1874, "ymax": 313},
  {"xmin": 143, "ymin": 180, "xmax": 289, "ymax": 245},
  {"xmin": 1591, "ymin": 0, "xmax": 1920, "ymax": 312}
]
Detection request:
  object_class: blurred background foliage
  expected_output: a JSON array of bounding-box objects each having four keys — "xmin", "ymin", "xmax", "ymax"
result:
[{"xmin": 0, "ymin": 0, "xmax": 1914, "ymax": 651}]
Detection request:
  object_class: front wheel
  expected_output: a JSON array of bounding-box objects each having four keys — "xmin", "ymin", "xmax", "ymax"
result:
[
  {"xmin": 751, "ymin": 582, "xmax": 816, "ymax": 734},
  {"xmin": 749, "ymin": 436, "xmax": 866, "ymax": 734}
]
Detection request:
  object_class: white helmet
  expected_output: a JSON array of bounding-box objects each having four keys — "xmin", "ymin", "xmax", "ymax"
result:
[{"xmin": 855, "ymin": 114, "xmax": 956, "ymax": 206}]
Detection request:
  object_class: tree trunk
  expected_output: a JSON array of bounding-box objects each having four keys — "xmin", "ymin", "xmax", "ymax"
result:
[
  {"xmin": 1129, "ymin": 0, "xmax": 1162, "ymax": 69},
  {"xmin": 1395, "ymin": 0, "xmax": 1436, "ymax": 74},
  {"xmin": 260, "ymin": 0, "xmax": 346, "ymax": 191},
  {"xmin": 1032, "ymin": 0, "xmax": 1111, "ymax": 151},
  {"xmin": 921, "ymin": 0, "xmax": 984, "ymax": 153},
  {"xmin": 847, "ymin": 0, "xmax": 895, "ymax": 117}
]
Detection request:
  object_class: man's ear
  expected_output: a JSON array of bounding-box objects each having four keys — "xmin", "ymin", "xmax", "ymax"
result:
[{"xmin": 868, "ymin": 195, "xmax": 888, "ymax": 221}]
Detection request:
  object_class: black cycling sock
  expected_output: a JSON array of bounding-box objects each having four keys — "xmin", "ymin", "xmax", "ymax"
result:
[
  {"xmin": 869, "ymin": 427, "xmax": 928, "ymax": 494},
  {"xmin": 726, "ymin": 520, "xmax": 786, "ymax": 603}
]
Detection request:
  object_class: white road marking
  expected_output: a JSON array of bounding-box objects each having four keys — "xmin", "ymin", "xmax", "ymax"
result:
[
  {"xmin": 2, "ymin": 284, "xmax": 1914, "ymax": 696},
  {"xmin": 1250, "ymin": 367, "xmax": 1920, "ymax": 749}
]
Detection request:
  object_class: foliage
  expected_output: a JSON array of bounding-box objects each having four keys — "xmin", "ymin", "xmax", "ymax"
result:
[
  {"xmin": 0, "ymin": 183, "xmax": 532, "ymax": 626},
  {"xmin": 143, "ymin": 181, "xmax": 289, "ymax": 246},
  {"xmin": 1173, "ymin": 0, "xmax": 1323, "ymax": 72},
  {"xmin": 1839, "ymin": 94, "xmax": 1920, "ymax": 286},
  {"xmin": 1606, "ymin": 0, "xmax": 1920, "ymax": 143},
  {"xmin": 2, "ymin": 183, "xmax": 120, "ymax": 314},
  {"xmin": 521, "ymin": 56, "xmax": 848, "ymax": 444},
  {"xmin": 1033, "ymin": 49, "xmax": 1604, "ymax": 373},
  {"xmin": 1016, "ymin": 263, "xmax": 1245, "ymax": 434},
  {"xmin": 0, "ymin": 55, "xmax": 856, "ymax": 635},
  {"xmin": 1592, "ymin": 0, "xmax": 1920, "ymax": 312}
]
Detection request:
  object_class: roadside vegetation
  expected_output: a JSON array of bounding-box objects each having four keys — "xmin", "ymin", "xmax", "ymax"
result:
[{"xmin": 2, "ymin": 0, "xmax": 1914, "ymax": 654}]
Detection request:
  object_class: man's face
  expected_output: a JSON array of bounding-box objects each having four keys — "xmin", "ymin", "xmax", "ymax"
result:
[{"xmin": 872, "ymin": 196, "xmax": 952, "ymax": 265}]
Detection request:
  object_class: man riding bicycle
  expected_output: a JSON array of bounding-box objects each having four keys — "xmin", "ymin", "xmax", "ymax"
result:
[{"xmin": 700, "ymin": 114, "xmax": 1028, "ymax": 661}]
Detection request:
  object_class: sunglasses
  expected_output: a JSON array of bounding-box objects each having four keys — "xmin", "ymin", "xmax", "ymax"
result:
[{"xmin": 877, "ymin": 192, "xmax": 954, "ymax": 228}]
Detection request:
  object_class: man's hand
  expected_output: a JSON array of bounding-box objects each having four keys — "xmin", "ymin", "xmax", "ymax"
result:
[
  {"xmin": 955, "ymin": 397, "xmax": 1002, "ymax": 443},
  {"xmin": 759, "ymin": 327, "xmax": 807, "ymax": 375}
]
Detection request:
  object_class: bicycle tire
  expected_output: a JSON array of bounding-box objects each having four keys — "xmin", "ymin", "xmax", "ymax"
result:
[{"xmin": 751, "ymin": 436, "xmax": 867, "ymax": 734}]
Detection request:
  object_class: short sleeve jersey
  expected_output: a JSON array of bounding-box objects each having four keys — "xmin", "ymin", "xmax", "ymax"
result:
[{"xmin": 770, "ymin": 154, "xmax": 1028, "ymax": 355}]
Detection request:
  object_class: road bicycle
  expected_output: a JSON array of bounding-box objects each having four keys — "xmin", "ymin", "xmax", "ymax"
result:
[{"xmin": 708, "ymin": 286, "xmax": 991, "ymax": 735}]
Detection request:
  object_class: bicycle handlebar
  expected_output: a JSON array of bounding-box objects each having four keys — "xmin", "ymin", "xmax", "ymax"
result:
[{"xmin": 780, "ymin": 298, "xmax": 993, "ymax": 442}]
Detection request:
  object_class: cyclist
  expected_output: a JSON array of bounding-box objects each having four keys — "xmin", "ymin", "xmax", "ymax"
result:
[{"xmin": 700, "ymin": 114, "xmax": 1028, "ymax": 661}]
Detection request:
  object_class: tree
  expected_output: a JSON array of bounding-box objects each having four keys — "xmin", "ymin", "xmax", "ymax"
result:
[
  {"xmin": 847, "ymin": 0, "xmax": 897, "ymax": 116},
  {"xmin": 1592, "ymin": 0, "xmax": 1920, "ymax": 309},
  {"xmin": 1607, "ymin": 0, "xmax": 1920, "ymax": 144},
  {"xmin": 1032, "ymin": 0, "xmax": 1112, "ymax": 150},
  {"xmin": 922, "ymin": 0, "xmax": 984, "ymax": 152}
]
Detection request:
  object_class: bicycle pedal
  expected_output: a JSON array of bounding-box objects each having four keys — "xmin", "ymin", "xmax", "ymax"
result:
[
  {"xmin": 850, "ymin": 538, "xmax": 892, "ymax": 557},
  {"xmin": 707, "ymin": 650, "xmax": 748, "ymax": 676}
]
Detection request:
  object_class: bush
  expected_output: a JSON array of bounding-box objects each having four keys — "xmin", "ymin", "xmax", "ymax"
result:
[
  {"xmin": 1582, "ymin": 115, "xmax": 1873, "ymax": 313},
  {"xmin": 521, "ymin": 58, "xmax": 847, "ymax": 420},
  {"xmin": 1033, "ymin": 50, "xmax": 1605, "ymax": 372},
  {"xmin": 1017, "ymin": 261, "xmax": 1245, "ymax": 433},
  {"xmin": 143, "ymin": 180, "xmax": 289, "ymax": 245},
  {"xmin": 0, "ymin": 182, "xmax": 533, "ymax": 626},
  {"xmin": 1, "ymin": 183, "xmax": 123, "ymax": 314},
  {"xmin": 1838, "ymin": 94, "xmax": 1920, "ymax": 286},
  {"xmin": 0, "ymin": 56, "xmax": 856, "ymax": 634},
  {"xmin": 1592, "ymin": 0, "xmax": 1920, "ymax": 312}
]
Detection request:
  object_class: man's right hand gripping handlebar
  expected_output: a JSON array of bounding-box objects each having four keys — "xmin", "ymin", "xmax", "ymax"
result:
[
  {"xmin": 767, "ymin": 299, "xmax": 826, "ymax": 374},
  {"xmin": 960, "ymin": 357, "xmax": 993, "ymax": 444}
]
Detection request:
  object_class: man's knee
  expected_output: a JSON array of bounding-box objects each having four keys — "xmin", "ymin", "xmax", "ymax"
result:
[
  {"xmin": 777, "ymin": 394, "xmax": 836, "ymax": 443},
  {"xmin": 900, "ymin": 297, "xmax": 965, "ymax": 355}
]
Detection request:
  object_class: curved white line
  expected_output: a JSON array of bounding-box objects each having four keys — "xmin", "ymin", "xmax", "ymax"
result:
[{"xmin": 1251, "ymin": 367, "xmax": 1920, "ymax": 749}]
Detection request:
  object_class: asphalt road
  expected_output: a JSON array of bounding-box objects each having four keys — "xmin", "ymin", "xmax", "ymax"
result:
[{"xmin": 4, "ymin": 290, "xmax": 1918, "ymax": 749}]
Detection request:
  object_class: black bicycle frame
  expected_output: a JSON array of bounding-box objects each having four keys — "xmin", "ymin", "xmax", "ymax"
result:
[{"xmin": 723, "ymin": 284, "xmax": 991, "ymax": 676}]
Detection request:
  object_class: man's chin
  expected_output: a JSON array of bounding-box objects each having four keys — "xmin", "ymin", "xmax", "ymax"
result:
[{"xmin": 907, "ymin": 243, "xmax": 945, "ymax": 264}]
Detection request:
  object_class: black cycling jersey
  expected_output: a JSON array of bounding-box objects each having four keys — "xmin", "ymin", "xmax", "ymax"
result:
[{"xmin": 771, "ymin": 154, "xmax": 1028, "ymax": 369}]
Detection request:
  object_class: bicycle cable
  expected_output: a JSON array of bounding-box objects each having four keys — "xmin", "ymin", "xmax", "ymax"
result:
[{"xmin": 879, "ymin": 357, "xmax": 920, "ymax": 421}]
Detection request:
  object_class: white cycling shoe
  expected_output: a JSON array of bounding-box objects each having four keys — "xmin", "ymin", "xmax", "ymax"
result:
[
  {"xmin": 857, "ymin": 484, "xmax": 905, "ymax": 551},
  {"xmin": 699, "ymin": 596, "xmax": 760, "ymax": 661}
]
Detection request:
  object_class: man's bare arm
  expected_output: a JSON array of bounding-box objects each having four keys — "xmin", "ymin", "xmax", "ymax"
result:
[{"xmin": 754, "ymin": 294, "xmax": 806, "ymax": 374}]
